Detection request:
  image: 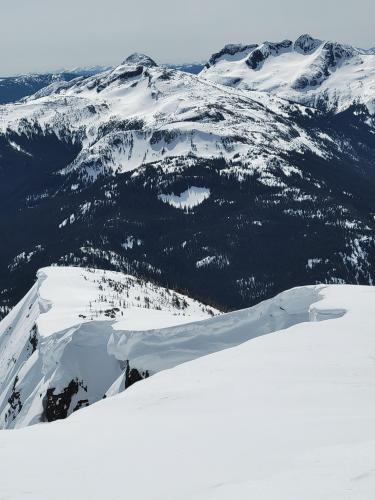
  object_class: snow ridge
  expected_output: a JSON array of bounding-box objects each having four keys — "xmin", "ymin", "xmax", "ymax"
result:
[
  {"xmin": 0, "ymin": 266, "xmax": 347, "ymax": 429},
  {"xmin": 0, "ymin": 266, "xmax": 218, "ymax": 428},
  {"xmin": 202, "ymin": 34, "xmax": 375, "ymax": 114},
  {"xmin": 0, "ymin": 53, "xmax": 336, "ymax": 182},
  {"xmin": 0, "ymin": 283, "xmax": 374, "ymax": 499}
]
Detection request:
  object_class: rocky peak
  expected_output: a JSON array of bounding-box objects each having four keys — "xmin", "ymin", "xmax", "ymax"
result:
[
  {"xmin": 321, "ymin": 41, "xmax": 357, "ymax": 67},
  {"xmin": 294, "ymin": 34, "xmax": 322, "ymax": 54},
  {"xmin": 207, "ymin": 43, "xmax": 258, "ymax": 67},
  {"xmin": 122, "ymin": 53, "xmax": 158, "ymax": 68},
  {"xmin": 246, "ymin": 39, "xmax": 292, "ymax": 70}
]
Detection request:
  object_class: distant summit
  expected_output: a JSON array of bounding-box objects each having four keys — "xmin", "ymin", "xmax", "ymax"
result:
[
  {"xmin": 201, "ymin": 34, "xmax": 375, "ymax": 114},
  {"xmin": 122, "ymin": 53, "xmax": 158, "ymax": 67},
  {"xmin": 293, "ymin": 34, "xmax": 322, "ymax": 54}
]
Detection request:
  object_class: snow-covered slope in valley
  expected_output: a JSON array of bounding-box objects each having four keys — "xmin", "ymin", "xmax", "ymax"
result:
[
  {"xmin": 0, "ymin": 284, "xmax": 374, "ymax": 499},
  {"xmin": 0, "ymin": 267, "xmax": 218, "ymax": 428},
  {"xmin": 202, "ymin": 34, "xmax": 375, "ymax": 113},
  {"xmin": 159, "ymin": 186, "xmax": 210, "ymax": 211}
]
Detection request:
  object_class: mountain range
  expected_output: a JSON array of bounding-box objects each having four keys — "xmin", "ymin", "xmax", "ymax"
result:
[
  {"xmin": 0, "ymin": 35, "xmax": 374, "ymax": 319},
  {"xmin": 0, "ymin": 63, "xmax": 203, "ymax": 104},
  {"xmin": 1, "ymin": 34, "xmax": 375, "ymax": 498},
  {"xmin": 202, "ymin": 34, "xmax": 375, "ymax": 113}
]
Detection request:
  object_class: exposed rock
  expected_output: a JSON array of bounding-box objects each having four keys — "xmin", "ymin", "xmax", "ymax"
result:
[
  {"xmin": 246, "ymin": 40, "xmax": 292, "ymax": 70},
  {"xmin": 207, "ymin": 43, "xmax": 258, "ymax": 67},
  {"xmin": 42, "ymin": 379, "xmax": 86, "ymax": 422},
  {"xmin": 294, "ymin": 34, "xmax": 322, "ymax": 54},
  {"xmin": 122, "ymin": 53, "xmax": 158, "ymax": 68},
  {"xmin": 6, "ymin": 376, "xmax": 22, "ymax": 422},
  {"xmin": 125, "ymin": 362, "xmax": 149, "ymax": 389}
]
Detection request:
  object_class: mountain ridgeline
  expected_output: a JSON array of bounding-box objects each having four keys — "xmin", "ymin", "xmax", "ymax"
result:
[{"xmin": 0, "ymin": 37, "xmax": 374, "ymax": 316}]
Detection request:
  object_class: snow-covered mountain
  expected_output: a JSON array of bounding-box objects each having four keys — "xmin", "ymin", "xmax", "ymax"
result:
[
  {"xmin": 202, "ymin": 34, "xmax": 375, "ymax": 113},
  {"xmin": 0, "ymin": 52, "xmax": 333, "ymax": 180},
  {"xmin": 0, "ymin": 283, "xmax": 374, "ymax": 499},
  {"xmin": 0, "ymin": 62, "xmax": 203, "ymax": 105},
  {"xmin": 0, "ymin": 49, "xmax": 374, "ymax": 317},
  {"xmin": 166, "ymin": 62, "xmax": 205, "ymax": 74},
  {"xmin": 0, "ymin": 67, "xmax": 109, "ymax": 105},
  {"xmin": 0, "ymin": 266, "xmax": 218, "ymax": 428}
]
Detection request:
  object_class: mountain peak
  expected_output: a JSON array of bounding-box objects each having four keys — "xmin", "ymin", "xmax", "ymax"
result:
[
  {"xmin": 122, "ymin": 53, "xmax": 158, "ymax": 67},
  {"xmin": 207, "ymin": 43, "xmax": 258, "ymax": 67},
  {"xmin": 294, "ymin": 34, "xmax": 322, "ymax": 54}
]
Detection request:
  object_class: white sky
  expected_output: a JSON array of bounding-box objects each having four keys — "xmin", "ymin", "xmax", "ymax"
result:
[{"xmin": 1, "ymin": 0, "xmax": 374, "ymax": 76}]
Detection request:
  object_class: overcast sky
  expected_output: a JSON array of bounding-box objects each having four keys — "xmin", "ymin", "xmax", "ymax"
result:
[{"xmin": 1, "ymin": 0, "xmax": 375, "ymax": 76}]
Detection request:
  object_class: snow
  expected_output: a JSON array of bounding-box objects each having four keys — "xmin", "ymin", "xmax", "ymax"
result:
[
  {"xmin": 0, "ymin": 56, "xmax": 335, "ymax": 183},
  {"xmin": 8, "ymin": 140, "xmax": 32, "ymax": 156},
  {"xmin": 121, "ymin": 236, "xmax": 142, "ymax": 250},
  {"xmin": 159, "ymin": 186, "xmax": 210, "ymax": 211},
  {"xmin": 35, "ymin": 266, "xmax": 219, "ymax": 336},
  {"xmin": 8, "ymin": 246, "xmax": 43, "ymax": 271},
  {"xmin": 202, "ymin": 35, "xmax": 375, "ymax": 114},
  {"xmin": 0, "ymin": 284, "xmax": 374, "ymax": 499},
  {"xmin": 307, "ymin": 258, "xmax": 326, "ymax": 269},
  {"xmin": 0, "ymin": 267, "xmax": 219, "ymax": 428},
  {"xmin": 195, "ymin": 254, "xmax": 229, "ymax": 269}
]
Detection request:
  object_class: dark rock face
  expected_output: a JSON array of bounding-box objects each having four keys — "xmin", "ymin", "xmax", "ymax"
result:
[
  {"xmin": 39, "ymin": 365, "xmax": 150, "ymax": 423},
  {"xmin": 207, "ymin": 44, "xmax": 258, "ymax": 67},
  {"xmin": 294, "ymin": 34, "xmax": 322, "ymax": 54},
  {"xmin": 246, "ymin": 40, "xmax": 293, "ymax": 70},
  {"xmin": 28, "ymin": 324, "xmax": 38, "ymax": 354},
  {"xmin": 322, "ymin": 42, "xmax": 356, "ymax": 68},
  {"xmin": 73, "ymin": 399, "xmax": 90, "ymax": 412},
  {"xmin": 42, "ymin": 379, "xmax": 87, "ymax": 422},
  {"xmin": 246, "ymin": 48, "xmax": 267, "ymax": 70},
  {"xmin": 123, "ymin": 53, "xmax": 158, "ymax": 68},
  {"xmin": 125, "ymin": 362, "xmax": 149, "ymax": 389},
  {"xmin": 6, "ymin": 376, "xmax": 22, "ymax": 423}
]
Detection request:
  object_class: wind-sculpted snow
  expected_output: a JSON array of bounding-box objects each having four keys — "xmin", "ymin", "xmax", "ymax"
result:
[
  {"xmin": 0, "ymin": 284, "xmax": 374, "ymax": 499},
  {"xmin": 202, "ymin": 34, "xmax": 375, "ymax": 114},
  {"xmin": 107, "ymin": 284, "xmax": 328, "ymax": 375},
  {"xmin": 0, "ymin": 265, "xmax": 347, "ymax": 429},
  {"xmin": 0, "ymin": 267, "xmax": 218, "ymax": 428}
]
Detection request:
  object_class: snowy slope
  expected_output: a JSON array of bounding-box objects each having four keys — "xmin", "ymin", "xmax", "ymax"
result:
[
  {"xmin": 0, "ymin": 266, "xmax": 218, "ymax": 428},
  {"xmin": 0, "ymin": 265, "xmax": 335, "ymax": 429},
  {"xmin": 202, "ymin": 34, "xmax": 375, "ymax": 114},
  {"xmin": 0, "ymin": 52, "xmax": 336, "ymax": 182},
  {"xmin": 0, "ymin": 284, "xmax": 374, "ymax": 499},
  {"xmin": 0, "ymin": 48, "xmax": 374, "ymax": 320},
  {"xmin": 0, "ymin": 67, "xmax": 109, "ymax": 104}
]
